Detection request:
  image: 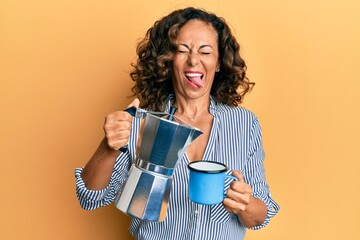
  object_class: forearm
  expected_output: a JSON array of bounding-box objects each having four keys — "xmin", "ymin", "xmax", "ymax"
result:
[
  {"xmin": 81, "ymin": 138, "xmax": 120, "ymax": 190},
  {"xmin": 237, "ymin": 196, "xmax": 267, "ymax": 228}
]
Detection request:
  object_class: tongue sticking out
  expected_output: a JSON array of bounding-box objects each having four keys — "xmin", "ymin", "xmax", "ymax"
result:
[
  {"xmin": 189, "ymin": 76, "xmax": 204, "ymax": 87},
  {"xmin": 186, "ymin": 74, "xmax": 204, "ymax": 88}
]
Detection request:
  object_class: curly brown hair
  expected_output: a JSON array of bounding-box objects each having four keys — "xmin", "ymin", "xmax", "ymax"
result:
[{"xmin": 130, "ymin": 7, "xmax": 254, "ymax": 111}]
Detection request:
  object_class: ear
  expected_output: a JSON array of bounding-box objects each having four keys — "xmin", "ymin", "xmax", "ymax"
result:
[{"xmin": 216, "ymin": 64, "xmax": 220, "ymax": 72}]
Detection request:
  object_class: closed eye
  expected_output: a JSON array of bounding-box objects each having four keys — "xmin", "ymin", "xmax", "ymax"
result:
[{"xmin": 177, "ymin": 44, "xmax": 190, "ymax": 54}]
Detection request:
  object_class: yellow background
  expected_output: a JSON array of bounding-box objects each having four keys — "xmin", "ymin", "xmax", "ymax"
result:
[{"xmin": 1, "ymin": 0, "xmax": 359, "ymax": 239}]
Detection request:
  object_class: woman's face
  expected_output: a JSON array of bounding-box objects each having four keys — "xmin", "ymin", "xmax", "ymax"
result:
[{"xmin": 172, "ymin": 19, "xmax": 219, "ymax": 100}]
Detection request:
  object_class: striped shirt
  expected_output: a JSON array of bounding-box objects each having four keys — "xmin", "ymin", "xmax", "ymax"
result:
[{"xmin": 75, "ymin": 95, "xmax": 279, "ymax": 240}]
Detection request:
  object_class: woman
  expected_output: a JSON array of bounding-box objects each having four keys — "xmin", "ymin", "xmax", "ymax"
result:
[{"xmin": 75, "ymin": 7, "xmax": 279, "ymax": 240}]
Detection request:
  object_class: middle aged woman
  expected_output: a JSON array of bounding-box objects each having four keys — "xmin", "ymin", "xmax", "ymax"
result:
[{"xmin": 75, "ymin": 7, "xmax": 279, "ymax": 240}]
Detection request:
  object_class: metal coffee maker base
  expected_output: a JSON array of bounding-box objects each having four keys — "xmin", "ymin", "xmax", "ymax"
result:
[{"xmin": 115, "ymin": 165, "xmax": 172, "ymax": 221}]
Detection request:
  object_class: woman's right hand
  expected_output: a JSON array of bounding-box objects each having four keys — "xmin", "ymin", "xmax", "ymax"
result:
[{"xmin": 103, "ymin": 98, "xmax": 140, "ymax": 151}]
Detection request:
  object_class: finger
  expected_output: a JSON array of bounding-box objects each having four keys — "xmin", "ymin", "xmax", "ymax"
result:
[
  {"xmin": 127, "ymin": 98, "xmax": 140, "ymax": 108},
  {"xmin": 232, "ymin": 170, "xmax": 245, "ymax": 182},
  {"xmin": 105, "ymin": 111, "xmax": 133, "ymax": 124},
  {"xmin": 106, "ymin": 128, "xmax": 131, "ymax": 141},
  {"xmin": 104, "ymin": 119, "xmax": 132, "ymax": 133},
  {"xmin": 226, "ymin": 188, "xmax": 251, "ymax": 205},
  {"xmin": 105, "ymin": 98, "xmax": 140, "ymax": 123},
  {"xmin": 230, "ymin": 180, "xmax": 252, "ymax": 195},
  {"xmin": 223, "ymin": 197, "xmax": 247, "ymax": 212},
  {"xmin": 106, "ymin": 128, "xmax": 131, "ymax": 148}
]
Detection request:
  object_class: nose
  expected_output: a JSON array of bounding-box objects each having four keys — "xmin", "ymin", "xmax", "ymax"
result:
[{"xmin": 187, "ymin": 52, "xmax": 200, "ymax": 66}]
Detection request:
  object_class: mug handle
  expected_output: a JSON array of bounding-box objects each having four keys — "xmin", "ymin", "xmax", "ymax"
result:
[{"xmin": 223, "ymin": 175, "xmax": 238, "ymax": 198}]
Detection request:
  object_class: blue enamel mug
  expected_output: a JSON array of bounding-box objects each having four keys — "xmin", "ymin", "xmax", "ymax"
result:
[{"xmin": 188, "ymin": 160, "xmax": 237, "ymax": 205}]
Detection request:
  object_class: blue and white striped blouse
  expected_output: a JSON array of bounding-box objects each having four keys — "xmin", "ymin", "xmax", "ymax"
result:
[{"xmin": 75, "ymin": 95, "xmax": 279, "ymax": 240}]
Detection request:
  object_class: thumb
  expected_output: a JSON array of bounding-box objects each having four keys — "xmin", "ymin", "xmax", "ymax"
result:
[
  {"xmin": 232, "ymin": 170, "xmax": 245, "ymax": 182},
  {"xmin": 127, "ymin": 98, "xmax": 140, "ymax": 108}
]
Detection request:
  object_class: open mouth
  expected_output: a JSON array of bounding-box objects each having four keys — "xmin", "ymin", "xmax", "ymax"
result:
[{"xmin": 184, "ymin": 72, "xmax": 204, "ymax": 88}]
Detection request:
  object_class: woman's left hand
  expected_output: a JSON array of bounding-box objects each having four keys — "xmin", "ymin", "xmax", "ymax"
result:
[
  {"xmin": 223, "ymin": 170, "xmax": 268, "ymax": 228},
  {"xmin": 223, "ymin": 170, "xmax": 252, "ymax": 214}
]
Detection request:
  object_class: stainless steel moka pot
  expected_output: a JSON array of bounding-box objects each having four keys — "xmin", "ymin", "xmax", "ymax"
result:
[{"xmin": 115, "ymin": 106, "xmax": 202, "ymax": 221}]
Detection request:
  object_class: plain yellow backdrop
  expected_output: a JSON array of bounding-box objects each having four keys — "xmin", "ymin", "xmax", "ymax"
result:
[{"xmin": 1, "ymin": 0, "xmax": 359, "ymax": 239}]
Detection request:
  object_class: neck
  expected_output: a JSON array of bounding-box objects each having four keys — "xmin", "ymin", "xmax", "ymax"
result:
[{"xmin": 172, "ymin": 95, "xmax": 210, "ymax": 123}]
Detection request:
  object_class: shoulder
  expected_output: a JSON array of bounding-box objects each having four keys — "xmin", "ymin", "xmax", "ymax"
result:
[{"xmin": 214, "ymin": 102, "xmax": 258, "ymax": 123}]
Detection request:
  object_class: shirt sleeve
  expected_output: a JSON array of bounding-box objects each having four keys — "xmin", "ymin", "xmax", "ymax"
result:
[
  {"xmin": 243, "ymin": 116, "xmax": 280, "ymax": 230},
  {"xmin": 74, "ymin": 152, "xmax": 132, "ymax": 210}
]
